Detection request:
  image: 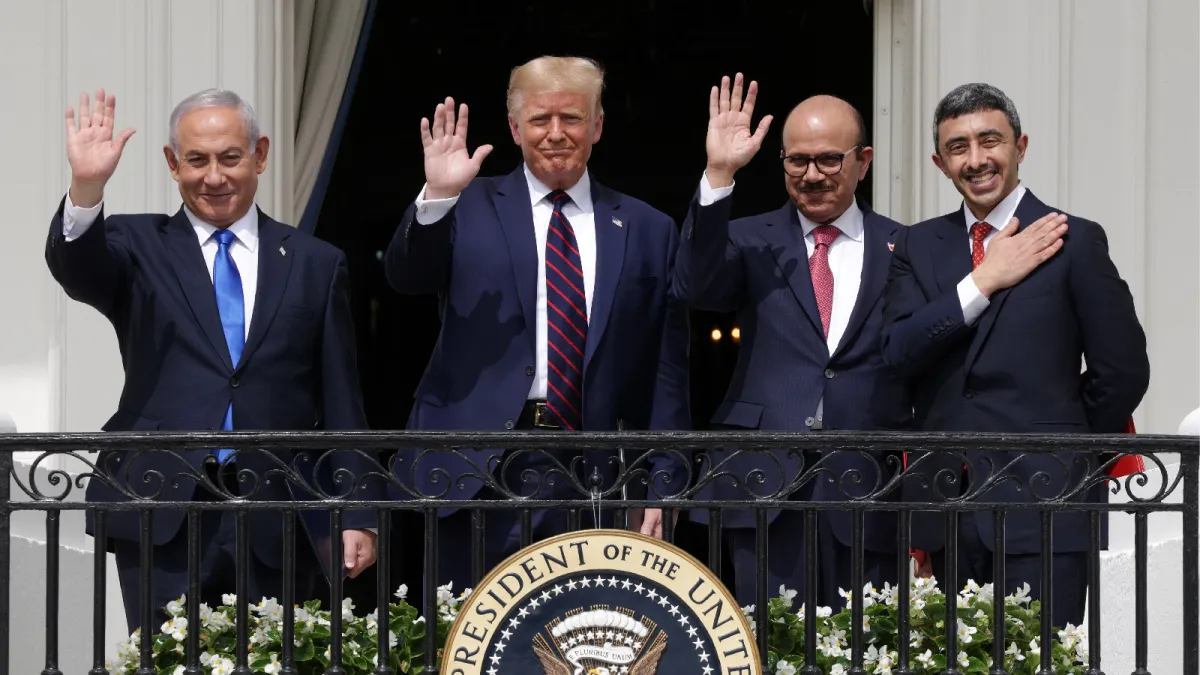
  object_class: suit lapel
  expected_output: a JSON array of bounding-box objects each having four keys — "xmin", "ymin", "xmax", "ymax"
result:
[
  {"xmin": 163, "ymin": 210, "xmax": 233, "ymax": 370},
  {"xmin": 964, "ymin": 190, "xmax": 1050, "ymax": 374},
  {"xmin": 931, "ymin": 209, "xmax": 973, "ymax": 296},
  {"xmin": 584, "ymin": 179, "xmax": 627, "ymax": 373},
  {"xmin": 759, "ymin": 203, "xmax": 824, "ymax": 337},
  {"xmin": 239, "ymin": 213, "xmax": 293, "ymax": 371},
  {"xmin": 831, "ymin": 208, "xmax": 895, "ymax": 361},
  {"xmin": 494, "ymin": 168, "xmax": 539, "ymax": 354}
]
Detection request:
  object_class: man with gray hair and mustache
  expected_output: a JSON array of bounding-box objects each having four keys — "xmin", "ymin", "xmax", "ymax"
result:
[
  {"xmin": 47, "ymin": 87, "xmax": 381, "ymax": 631},
  {"xmin": 881, "ymin": 82, "xmax": 1148, "ymax": 627}
]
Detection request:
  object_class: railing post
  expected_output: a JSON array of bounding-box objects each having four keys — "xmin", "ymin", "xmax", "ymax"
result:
[
  {"xmin": 0, "ymin": 450, "xmax": 10, "ymax": 674},
  {"xmin": 1182, "ymin": 451, "xmax": 1199, "ymax": 675}
]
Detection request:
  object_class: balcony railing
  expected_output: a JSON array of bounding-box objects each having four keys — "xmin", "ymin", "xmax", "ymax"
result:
[{"xmin": 1, "ymin": 430, "xmax": 1195, "ymax": 675}]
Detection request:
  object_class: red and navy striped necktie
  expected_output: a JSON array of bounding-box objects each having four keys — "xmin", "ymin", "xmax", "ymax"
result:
[{"xmin": 545, "ymin": 190, "xmax": 587, "ymax": 430}]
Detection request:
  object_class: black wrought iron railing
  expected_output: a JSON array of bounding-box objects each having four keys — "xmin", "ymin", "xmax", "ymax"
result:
[{"xmin": 0, "ymin": 431, "xmax": 1196, "ymax": 675}]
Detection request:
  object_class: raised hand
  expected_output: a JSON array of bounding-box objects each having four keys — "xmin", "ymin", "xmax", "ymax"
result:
[
  {"xmin": 705, "ymin": 73, "xmax": 773, "ymax": 188},
  {"xmin": 66, "ymin": 88, "xmax": 136, "ymax": 207},
  {"xmin": 422, "ymin": 97, "xmax": 493, "ymax": 200},
  {"xmin": 971, "ymin": 213, "xmax": 1069, "ymax": 297}
]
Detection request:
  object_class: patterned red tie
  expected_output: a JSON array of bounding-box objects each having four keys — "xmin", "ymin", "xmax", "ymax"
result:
[
  {"xmin": 971, "ymin": 221, "xmax": 993, "ymax": 269},
  {"xmin": 545, "ymin": 190, "xmax": 587, "ymax": 430},
  {"xmin": 809, "ymin": 225, "xmax": 841, "ymax": 337}
]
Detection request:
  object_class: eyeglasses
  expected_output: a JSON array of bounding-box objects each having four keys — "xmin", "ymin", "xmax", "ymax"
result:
[{"xmin": 781, "ymin": 145, "xmax": 860, "ymax": 177}]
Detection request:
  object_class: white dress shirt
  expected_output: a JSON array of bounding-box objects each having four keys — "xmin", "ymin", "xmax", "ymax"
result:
[
  {"xmin": 954, "ymin": 182, "xmax": 1027, "ymax": 325},
  {"xmin": 63, "ymin": 194, "xmax": 260, "ymax": 337},
  {"xmin": 699, "ymin": 172, "xmax": 865, "ymax": 427},
  {"xmin": 412, "ymin": 165, "xmax": 598, "ymax": 400}
]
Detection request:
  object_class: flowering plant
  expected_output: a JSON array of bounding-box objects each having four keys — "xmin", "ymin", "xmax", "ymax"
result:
[
  {"xmin": 108, "ymin": 577, "xmax": 1089, "ymax": 674},
  {"xmin": 758, "ymin": 577, "xmax": 1090, "ymax": 675},
  {"xmin": 106, "ymin": 583, "xmax": 468, "ymax": 675}
]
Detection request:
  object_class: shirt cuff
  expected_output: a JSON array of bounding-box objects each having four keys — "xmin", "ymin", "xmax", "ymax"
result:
[
  {"xmin": 698, "ymin": 172, "xmax": 735, "ymax": 206},
  {"xmin": 63, "ymin": 191, "xmax": 104, "ymax": 241},
  {"xmin": 957, "ymin": 274, "xmax": 990, "ymax": 325},
  {"xmin": 414, "ymin": 184, "xmax": 459, "ymax": 225}
]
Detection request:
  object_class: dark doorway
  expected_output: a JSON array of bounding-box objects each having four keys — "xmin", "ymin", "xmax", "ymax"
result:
[{"xmin": 314, "ymin": 0, "xmax": 875, "ymax": 605}]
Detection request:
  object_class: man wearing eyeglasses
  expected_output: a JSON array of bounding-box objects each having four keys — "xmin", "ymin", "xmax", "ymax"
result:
[{"xmin": 675, "ymin": 75, "xmax": 912, "ymax": 608}]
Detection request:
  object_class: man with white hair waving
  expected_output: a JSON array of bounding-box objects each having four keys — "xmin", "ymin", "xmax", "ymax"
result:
[{"xmin": 47, "ymin": 87, "xmax": 381, "ymax": 631}]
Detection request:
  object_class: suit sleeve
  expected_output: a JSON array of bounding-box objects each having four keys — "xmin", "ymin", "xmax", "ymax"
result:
[
  {"xmin": 880, "ymin": 226, "xmax": 976, "ymax": 380},
  {"xmin": 646, "ymin": 218, "xmax": 692, "ymax": 498},
  {"xmin": 44, "ymin": 195, "xmax": 131, "ymax": 318},
  {"xmin": 1069, "ymin": 221, "xmax": 1150, "ymax": 432},
  {"xmin": 675, "ymin": 188, "xmax": 744, "ymax": 312},
  {"xmin": 321, "ymin": 251, "xmax": 383, "ymax": 529},
  {"xmin": 383, "ymin": 200, "xmax": 455, "ymax": 295}
]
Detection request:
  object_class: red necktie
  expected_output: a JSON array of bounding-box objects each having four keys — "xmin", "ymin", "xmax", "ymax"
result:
[
  {"xmin": 545, "ymin": 190, "xmax": 587, "ymax": 430},
  {"xmin": 809, "ymin": 225, "xmax": 841, "ymax": 337},
  {"xmin": 971, "ymin": 221, "xmax": 993, "ymax": 268}
]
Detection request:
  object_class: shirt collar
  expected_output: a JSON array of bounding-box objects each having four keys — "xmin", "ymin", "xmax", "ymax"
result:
[
  {"xmin": 797, "ymin": 198, "xmax": 864, "ymax": 242},
  {"xmin": 962, "ymin": 182, "xmax": 1026, "ymax": 231},
  {"xmin": 523, "ymin": 164, "xmax": 594, "ymax": 212},
  {"xmin": 186, "ymin": 205, "xmax": 260, "ymax": 252}
]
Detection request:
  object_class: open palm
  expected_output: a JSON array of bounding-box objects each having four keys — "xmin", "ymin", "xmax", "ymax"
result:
[
  {"xmin": 66, "ymin": 88, "xmax": 135, "ymax": 186},
  {"xmin": 706, "ymin": 74, "xmax": 772, "ymax": 172},
  {"xmin": 422, "ymin": 97, "xmax": 493, "ymax": 199}
]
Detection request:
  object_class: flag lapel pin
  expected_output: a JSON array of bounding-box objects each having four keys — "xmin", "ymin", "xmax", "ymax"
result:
[
  {"xmin": 612, "ymin": 217, "xmax": 623, "ymax": 228},
  {"xmin": 887, "ymin": 242, "xmax": 894, "ymax": 252},
  {"xmin": 279, "ymin": 246, "xmax": 287, "ymax": 257}
]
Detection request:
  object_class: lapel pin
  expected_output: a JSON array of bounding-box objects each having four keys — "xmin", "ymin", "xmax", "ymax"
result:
[
  {"xmin": 279, "ymin": 246, "xmax": 287, "ymax": 257},
  {"xmin": 887, "ymin": 242, "xmax": 894, "ymax": 252},
  {"xmin": 612, "ymin": 217, "xmax": 623, "ymax": 228}
]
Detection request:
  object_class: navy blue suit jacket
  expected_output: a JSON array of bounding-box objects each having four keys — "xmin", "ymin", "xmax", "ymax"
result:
[
  {"xmin": 383, "ymin": 167, "xmax": 691, "ymax": 510},
  {"xmin": 880, "ymin": 189, "xmax": 1149, "ymax": 554},
  {"xmin": 675, "ymin": 192, "xmax": 912, "ymax": 552},
  {"xmin": 45, "ymin": 197, "xmax": 378, "ymax": 572}
]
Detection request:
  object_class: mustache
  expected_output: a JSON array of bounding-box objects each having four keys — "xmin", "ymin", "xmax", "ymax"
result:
[{"xmin": 799, "ymin": 180, "xmax": 835, "ymax": 192}]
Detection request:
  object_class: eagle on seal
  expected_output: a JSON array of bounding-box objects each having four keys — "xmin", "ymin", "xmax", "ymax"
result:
[{"xmin": 533, "ymin": 637, "xmax": 667, "ymax": 675}]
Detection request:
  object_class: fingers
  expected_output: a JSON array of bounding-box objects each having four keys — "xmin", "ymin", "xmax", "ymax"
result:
[
  {"xmin": 65, "ymin": 106, "xmax": 77, "ymax": 137},
  {"xmin": 455, "ymin": 103, "xmax": 470, "ymax": 140},
  {"xmin": 729, "ymin": 72, "xmax": 744, "ymax": 113},
  {"xmin": 92, "ymin": 88, "xmax": 106, "ymax": 128},
  {"xmin": 708, "ymin": 85, "xmax": 719, "ymax": 120},
  {"xmin": 78, "ymin": 92, "xmax": 91, "ymax": 126},
  {"xmin": 420, "ymin": 116, "xmax": 432, "ymax": 145},
  {"xmin": 718, "ymin": 75, "xmax": 730, "ymax": 114},
  {"xmin": 471, "ymin": 143, "xmax": 494, "ymax": 168},
  {"xmin": 429, "ymin": 101, "xmax": 447, "ymax": 140},
  {"xmin": 741, "ymin": 78, "xmax": 759, "ymax": 119},
  {"xmin": 104, "ymin": 93, "xmax": 117, "ymax": 130},
  {"xmin": 442, "ymin": 97, "xmax": 456, "ymax": 139},
  {"xmin": 751, "ymin": 114, "xmax": 774, "ymax": 145},
  {"xmin": 114, "ymin": 128, "xmax": 136, "ymax": 152},
  {"xmin": 996, "ymin": 216, "xmax": 1019, "ymax": 237}
]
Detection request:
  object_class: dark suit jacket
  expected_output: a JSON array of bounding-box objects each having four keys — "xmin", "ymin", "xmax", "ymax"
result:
[
  {"xmin": 45, "ymin": 197, "xmax": 378, "ymax": 572},
  {"xmin": 880, "ymin": 189, "xmax": 1149, "ymax": 554},
  {"xmin": 675, "ymin": 192, "xmax": 912, "ymax": 553},
  {"xmin": 383, "ymin": 166, "xmax": 691, "ymax": 510}
]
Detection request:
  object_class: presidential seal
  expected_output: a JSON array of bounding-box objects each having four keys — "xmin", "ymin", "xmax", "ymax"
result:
[{"xmin": 441, "ymin": 530, "xmax": 760, "ymax": 675}]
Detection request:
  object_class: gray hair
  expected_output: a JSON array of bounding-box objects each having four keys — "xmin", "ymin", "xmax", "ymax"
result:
[
  {"xmin": 168, "ymin": 88, "xmax": 261, "ymax": 152},
  {"xmin": 932, "ymin": 83, "xmax": 1022, "ymax": 151}
]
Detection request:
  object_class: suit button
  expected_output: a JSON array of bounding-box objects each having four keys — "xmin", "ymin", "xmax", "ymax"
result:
[
  {"xmin": 805, "ymin": 416, "xmax": 816, "ymax": 427},
  {"xmin": 964, "ymin": 390, "xmax": 975, "ymax": 399},
  {"xmin": 505, "ymin": 419, "xmax": 515, "ymax": 430},
  {"xmin": 230, "ymin": 376, "xmax": 241, "ymax": 388},
  {"xmin": 526, "ymin": 366, "xmax": 535, "ymax": 376},
  {"xmin": 824, "ymin": 369, "xmax": 835, "ymax": 379}
]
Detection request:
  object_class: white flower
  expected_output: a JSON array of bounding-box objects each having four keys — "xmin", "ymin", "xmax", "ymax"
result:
[
  {"xmin": 160, "ymin": 616, "xmax": 187, "ymax": 642},
  {"xmin": 394, "ymin": 584, "xmax": 409, "ymax": 600},
  {"xmin": 209, "ymin": 655, "xmax": 236, "ymax": 675},
  {"xmin": 263, "ymin": 654, "xmax": 282, "ymax": 675},
  {"xmin": 830, "ymin": 664, "xmax": 846, "ymax": 675},
  {"xmin": 1029, "ymin": 637, "xmax": 1041, "ymax": 657},
  {"xmin": 956, "ymin": 618, "xmax": 977, "ymax": 644},
  {"xmin": 341, "ymin": 597, "xmax": 356, "ymax": 622},
  {"xmin": 741, "ymin": 604, "xmax": 756, "ymax": 618},
  {"xmin": 775, "ymin": 659, "xmax": 797, "ymax": 675},
  {"xmin": 173, "ymin": 666, "xmax": 186, "ymax": 675},
  {"xmin": 915, "ymin": 650, "xmax": 935, "ymax": 667},
  {"xmin": 1005, "ymin": 641, "xmax": 1025, "ymax": 662},
  {"xmin": 861, "ymin": 583, "xmax": 878, "ymax": 609},
  {"xmin": 436, "ymin": 582, "xmax": 455, "ymax": 607},
  {"xmin": 166, "ymin": 594, "xmax": 186, "ymax": 617},
  {"xmin": 1007, "ymin": 582, "xmax": 1032, "ymax": 606},
  {"xmin": 958, "ymin": 651, "xmax": 970, "ymax": 668},
  {"xmin": 817, "ymin": 605, "xmax": 832, "ymax": 618},
  {"xmin": 778, "ymin": 585, "xmax": 798, "ymax": 608},
  {"xmin": 255, "ymin": 597, "xmax": 283, "ymax": 622},
  {"xmin": 221, "ymin": 593, "xmax": 238, "ymax": 606}
]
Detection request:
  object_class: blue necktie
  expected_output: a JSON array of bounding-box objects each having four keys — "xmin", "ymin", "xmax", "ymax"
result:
[
  {"xmin": 544, "ymin": 190, "xmax": 586, "ymax": 430},
  {"xmin": 212, "ymin": 229, "xmax": 245, "ymax": 463}
]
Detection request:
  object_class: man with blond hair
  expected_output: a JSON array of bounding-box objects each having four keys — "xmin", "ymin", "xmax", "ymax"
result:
[{"xmin": 384, "ymin": 56, "xmax": 690, "ymax": 593}]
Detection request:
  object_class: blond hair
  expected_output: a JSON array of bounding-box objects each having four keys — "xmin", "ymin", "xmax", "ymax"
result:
[{"xmin": 506, "ymin": 56, "xmax": 605, "ymax": 119}]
